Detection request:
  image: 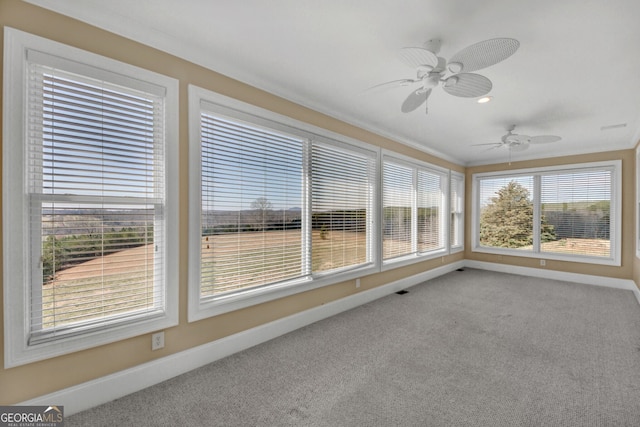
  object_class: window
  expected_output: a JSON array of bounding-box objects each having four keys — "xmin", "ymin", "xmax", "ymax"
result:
[
  {"xmin": 311, "ymin": 142, "xmax": 375, "ymax": 274},
  {"xmin": 382, "ymin": 155, "xmax": 448, "ymax": 264},
  {"xmin": 199, "ymin": 112, "xmax": 305, "ymax": 297},
  {"xmin": 636, "ymin": 146, "xmax": 640, "ymax": 258},
  {"xmin": 383, "ymin": 161, "xmax": 413, "ymax": 259},
  {"xmin": 472, "ymin": 161, "xmax": 620, "ymax": 265},
  {"xmin": 478, "ymin": 175, "xmax": 535, "ymax": 251},
  {"xmin": 189, "ymin": 86, "xmax": 377, "ymax": 320},
  {"xmin": 3, "ymin": 29, "xmax": 178, "ymax": 367},
  {"xmin": 450, "ymin": 172, "xmax": 464, "ymax": 251},
  {"xmin": 540, "ymin": 170, "xmax": 612, "ymax": 258}
]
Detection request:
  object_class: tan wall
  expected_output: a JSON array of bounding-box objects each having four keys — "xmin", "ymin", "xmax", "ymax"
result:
[
  {"xmin": 633, "ymin": 257, "xmax": 640, "ymax": 289},
  {"xmin": 0, "ymin": 1, "xmax": 464, "ymax": 404},
  {"xmin": 465, "ymin": 150, "xmax": 636, "ymax": 281}
]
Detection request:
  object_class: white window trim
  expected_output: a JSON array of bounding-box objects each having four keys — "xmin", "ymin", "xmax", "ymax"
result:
[
  {"xmin": 3, "ymin": 28, "xmax": 179, "ymax": 367},
  {"xmin": 381, "ymin": 151, "xmax": 450, "ymax": 271},
  {"xmin": 450, "ymin": 170, "xmax": 465, "ymax": 254},
  {"xmin": 188, "ymin": 85, "xmax": 379, "ymax": 321},
  {"xmin": 636, "ymin": 145, "xmax": 640, "ymax": 259},
  {"xmin": 471, "ymin": 160, "xmax": 621, "ymax": 266}
]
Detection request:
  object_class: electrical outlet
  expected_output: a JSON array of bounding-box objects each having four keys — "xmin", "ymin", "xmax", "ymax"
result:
[
  {"xmin": 355, "ymin": 278, "xmax": 361, "ymax": 288},
  {"xmin": 152, "ymin": 331, "xmax": 165, "ymax": 351},
  {"xmin": 540, "ymin": 259, "xmax": 546, "ymax": 266}
]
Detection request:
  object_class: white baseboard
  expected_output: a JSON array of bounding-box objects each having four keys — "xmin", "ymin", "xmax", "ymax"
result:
[
  {"xmin": 464, "ymin": 260, "xmax": 640, "ymax": 305},
  {"xmin": 20, "ymin": 260, "xmax": 464, "ymax": 415}
]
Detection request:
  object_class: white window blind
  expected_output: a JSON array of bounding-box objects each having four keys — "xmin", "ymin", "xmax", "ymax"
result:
[
  {"xmin": 383, "ymin": 161, "xmax": 413, "ymax": 259},
  {"xmin": 478, "ymin": 176, "xmax": 534, "ymax": 250},
  {"xmin": 199, "ymin": 112, "xmax": 305, "ymax": 297},
  {"xmin": 450, "ymin": 173, "xmax": 464, "ymax": 249},
  {"xmin": 540, "ymin": 169, "xmax": 612, "ymax": 257},
  {"xmin": 417, "ymin": 170, "xmax": 444, "ymax": 253},
  {"xmin": 311, "ymin": 142, "xmax": 374, "ymax": 273},
  {"xmin": 27, "ymin": 63, "xmax": 166, "ymax": 342}
]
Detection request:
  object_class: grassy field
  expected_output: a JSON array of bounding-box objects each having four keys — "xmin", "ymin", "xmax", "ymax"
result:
[
  {"xmin": 44, "ymin": 230, "xmax": 373, "ymax": 326},
  {"xmin": 540, "ymin": 238, "xmax": 610, "ymax": 257},
  {"xmin": 42, "ymin": 244, "xmax": 156, "ymax": 328},
  {"xmin": 44, "ymin": 233, "xmax": 611, "ymax": 329},
  {"xmin": 505, "ymin": 238, "xmax": 610, "ymax": 257},
  {"xmin": 200, "ymin": 230, "xmax": 369, "ymax": 296}
]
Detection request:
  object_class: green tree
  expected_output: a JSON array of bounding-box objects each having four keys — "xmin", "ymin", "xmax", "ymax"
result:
[
  {"xmin": 480, "ymin": 181, "xmax": 555, "ymax": 248},
  {"xmin": 42, "ymin": 235, "xmax": 66, "ymax": 281}
]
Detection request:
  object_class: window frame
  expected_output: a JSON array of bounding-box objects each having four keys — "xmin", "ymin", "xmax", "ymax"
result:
[
  {"xmin": 381, "ymin": 152, "xmax": 450, "ymax": 270},
  {"xmin": 636, "ymin": 145, "xmax": 640, "ymax": 259},
  {"xmin": 3, "ymin": 28, "xmax": 179, "ymax": 367},
  {"xmin": 450, "ymin": 171, "xmax": 465, "ymax": 253},
  {"xmin": 188, "ymin": 85, "xmax": 379, "ymax": 321},
  {"xmin": 471, "ymin": 160, "xmax": 621, "ymax": 266}
]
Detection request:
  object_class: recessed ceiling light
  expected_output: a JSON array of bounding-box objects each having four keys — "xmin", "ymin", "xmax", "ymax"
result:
[{"xmin": 477, "ymin": 96, "xmax": 492, "ymax": 104}]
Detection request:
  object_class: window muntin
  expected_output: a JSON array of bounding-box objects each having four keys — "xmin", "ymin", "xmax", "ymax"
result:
[
  {"xmin": 473, "ymin": 162, "xmax": 620, "ymax": 265},
  {"xmin": 3, "ymin": 29, "xmax": 178, "ymax": 366}
]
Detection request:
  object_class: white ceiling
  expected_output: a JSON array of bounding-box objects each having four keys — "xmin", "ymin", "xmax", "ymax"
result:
[{"xmin": 27, "ymin": 0, "xmax": 640, "ymax": 165}]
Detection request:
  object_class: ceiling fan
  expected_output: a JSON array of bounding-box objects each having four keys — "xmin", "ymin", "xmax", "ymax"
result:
[
  {"xmin": 371, "ymin": 38, "xmax": 520, "ymax": 114},
  {"xmin": 473, "ymin": 125, "xmax": 562, "ymax": 152}
]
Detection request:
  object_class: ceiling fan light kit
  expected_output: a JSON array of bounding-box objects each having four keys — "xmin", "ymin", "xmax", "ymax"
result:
[{"xmin": 447, "ymin": 61, "xmax": 463, "ymax": 73}]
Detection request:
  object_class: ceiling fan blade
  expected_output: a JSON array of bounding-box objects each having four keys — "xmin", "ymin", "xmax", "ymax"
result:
[
  {"xmin": 530, "ymin": 135, "xmax": 562, "ymax": 144},
  {"xmin": 401, "ymin": 89, "xmax": 430, "ymax": 113},
  {"xmin": 448, "ymin": 38, "xmax": 520, "ymax": 73},
  {"xmin": 398, "ymin": 47, "xmax": 439, "ymax": 69},
  {"xmin": 442, "ymin": 73, "xmax": 492, "ymax": 98},
  {"xmin": 365, "ymin": 78, "xmax": 419, "ymax": 93},
  {"xmin": 471, "ymin": 142, "xmax": 502, "ymax": 146}
]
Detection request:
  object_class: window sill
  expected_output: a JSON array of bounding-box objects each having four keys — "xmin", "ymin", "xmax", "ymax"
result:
[
  {"xmin": 381, "ymin": 248, "xmax": 449, "ymax": 272},
  {"xmin": 188, "ymin": 263, "xmax": 379, "ymax": 322},
  {"xmin": 471, "ymin": 246, "xmax": 620, "ymax": 267},
  {"xmin": 5, "ymin": 311, "xmax": 178, "ymax": 368}
]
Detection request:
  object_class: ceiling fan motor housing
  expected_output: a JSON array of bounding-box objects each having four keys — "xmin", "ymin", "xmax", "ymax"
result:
[{"xmin": 504, "ymin": 134, "xmax": 530, "ymax": 145}]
